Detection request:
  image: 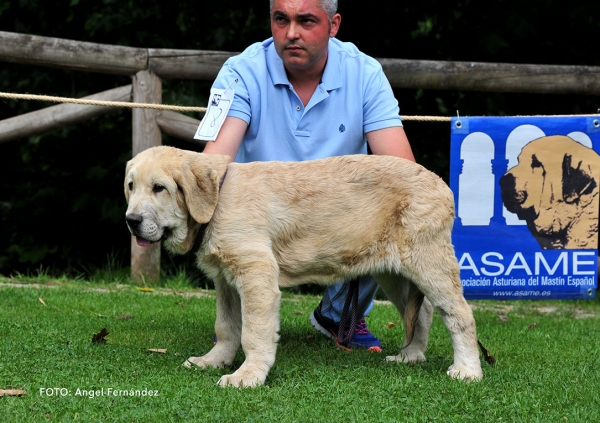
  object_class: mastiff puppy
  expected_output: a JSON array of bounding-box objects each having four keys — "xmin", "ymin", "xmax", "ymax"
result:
[
  {"xmin": 500, "ymin": 135, "xmax": 600, "ymax": 249},
  {"xmin": 124, "ymin": 146, "xmax": 482, "ymax": 387}
]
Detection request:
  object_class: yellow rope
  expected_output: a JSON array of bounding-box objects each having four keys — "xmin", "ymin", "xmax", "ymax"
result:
[
  {"xmin": 1, "ymin": 91, "xmax": 597, "ymax": 122},
  {"xmin": 0, "ymin": 91, "xmax": 207, "ymax": 113},
  {"xmin": 402, "ymin": 115, "xmax": 451, "ymax": 122},
  {"xmin": 0, "ymin": 91, "xmax": 449, "ymax": 121}
]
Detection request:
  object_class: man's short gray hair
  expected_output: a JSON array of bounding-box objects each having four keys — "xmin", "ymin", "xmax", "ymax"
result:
[{"xmin": 269, "ymin": 0, "xmax": 338, "ymax": 20}]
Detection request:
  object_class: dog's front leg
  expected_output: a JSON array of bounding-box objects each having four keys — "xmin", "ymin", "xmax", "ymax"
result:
[
  {"xmin": 217, "ymin": 266, "xmax": 281, "ymax": 388},
  {"xmin": 184, "ymin": 276, "xmax": 242, "ymax": 370}
]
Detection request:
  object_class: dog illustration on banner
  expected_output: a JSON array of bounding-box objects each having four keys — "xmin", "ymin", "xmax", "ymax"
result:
[{"xmin": 499, "ymin": 135, "xmax": 600, "ymax": 249}]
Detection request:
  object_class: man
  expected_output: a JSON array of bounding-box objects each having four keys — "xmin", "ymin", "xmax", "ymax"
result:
[{"xmin": 203, "ymin": 0, "xmax": 416, "ymax": 351}]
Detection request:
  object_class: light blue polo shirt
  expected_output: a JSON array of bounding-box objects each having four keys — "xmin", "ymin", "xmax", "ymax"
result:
[{"xmin": 211, "ymin": 37, "xmax": 402, "ymax": 163}]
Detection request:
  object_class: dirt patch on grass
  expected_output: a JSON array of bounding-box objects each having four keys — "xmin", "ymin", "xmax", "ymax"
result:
[
  {"xmin": 2, "ymin": 280, "xmax": 598, "ymax": 318},
  {"xmin": 468, "ymin": 301, "xmax": 599, "ymax": 319}
]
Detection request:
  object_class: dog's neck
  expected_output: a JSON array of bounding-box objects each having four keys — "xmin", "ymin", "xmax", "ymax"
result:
[{"xmin": 192, "ymin": 169, "xmax": 228, "ymax": 254}]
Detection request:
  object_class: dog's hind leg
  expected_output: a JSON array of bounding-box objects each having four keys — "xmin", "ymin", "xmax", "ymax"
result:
[
  {"xmin": 184, "ymin": 276, "xmax": 242, "ymax": 370},
  {"xmin": 407, "ymin": 239, "xmax": 482, "ymax": 381},
  {"xmin": 375, "ymin": 274, "xmax": 433, "ymax": 364}
]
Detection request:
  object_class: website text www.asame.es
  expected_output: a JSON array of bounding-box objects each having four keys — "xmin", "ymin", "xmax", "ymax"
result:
[{"xmin": 491, "ymin": 290, "xmax": 552, "ymax": 297}]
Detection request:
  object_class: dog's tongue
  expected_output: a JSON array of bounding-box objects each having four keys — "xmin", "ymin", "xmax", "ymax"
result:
[{"xmin": 136, "ymin": 236, "xmax": 151, "ymax": 247}]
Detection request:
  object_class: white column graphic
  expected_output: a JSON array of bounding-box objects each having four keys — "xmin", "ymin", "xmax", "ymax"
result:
[
  {"xmin": 458, "ymin": 132, "xmax": 495, "ymax": 226},
  {"xmin": 566, "ymin": 131, "xmax": 593, "ymax": 148}
]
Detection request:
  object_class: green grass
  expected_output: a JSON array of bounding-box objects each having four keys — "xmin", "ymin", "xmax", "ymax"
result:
[{"xmin": 1, "ymin": 277, "xmax": 599, "ymax": 422}]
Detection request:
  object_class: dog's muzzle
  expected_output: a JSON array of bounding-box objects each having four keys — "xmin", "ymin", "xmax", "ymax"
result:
[
  {"xmin": 125, "ymin": 213, "xmax": 170, "ymax": 245},
  {"xmin": 499, "ymin": 173, "xmax": 538, "ymax": 221},
  {"xmin": 125, "ymin": 213, "xmax": 143, "ymax": 231}
]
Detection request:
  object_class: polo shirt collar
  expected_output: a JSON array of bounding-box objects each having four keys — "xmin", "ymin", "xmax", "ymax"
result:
[{"xmin": 266, "ymin": 37, "xmax": 343, "ymax": 91}]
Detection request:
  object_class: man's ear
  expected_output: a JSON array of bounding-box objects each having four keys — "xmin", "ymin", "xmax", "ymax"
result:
[
  {"xmin": 562, "ymin": 153, "xmax": 597, "ymax": 204},
  {"xmin": 330, "ymin": 13, "xmax": 341, "ymax": 37},
  {"xmin": 174, "ymin": 154, "xmax": 229, "ymax": 224}
]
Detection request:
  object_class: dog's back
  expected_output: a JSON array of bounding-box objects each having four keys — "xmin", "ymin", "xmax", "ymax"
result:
[{"xmin": 204, "ymin": 154, "xmax": 456, "ymax": 287}]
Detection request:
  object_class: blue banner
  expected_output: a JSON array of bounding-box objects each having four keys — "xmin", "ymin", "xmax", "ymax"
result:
[{"xmin": 449, "ymin": 116, "xmax": 600, "ymax": 299}]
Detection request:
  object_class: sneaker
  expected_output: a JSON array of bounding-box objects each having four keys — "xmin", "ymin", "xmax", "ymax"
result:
[{"xmin": 309, "ymin": 303, "xmax": 382, "ymax": 352}]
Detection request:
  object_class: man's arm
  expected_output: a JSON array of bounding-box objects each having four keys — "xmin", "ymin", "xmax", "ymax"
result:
[
  {"xmin": 366, "ymin": 126, "xmax": 415, "ymax": 162},
  {"xmin": 202, "ymin": 116, "xmax": 248, "ymax": 161}
]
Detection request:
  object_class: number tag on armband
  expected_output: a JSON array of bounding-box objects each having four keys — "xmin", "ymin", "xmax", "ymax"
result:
[{"xmin": 194, "ymin": 79, "xmax": 237, "ymax": 141}]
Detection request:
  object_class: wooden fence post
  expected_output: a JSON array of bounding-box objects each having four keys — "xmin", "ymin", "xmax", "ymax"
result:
[{"xmin": 131, "ymin": 70, "xmax": 162, "ymax": 284}]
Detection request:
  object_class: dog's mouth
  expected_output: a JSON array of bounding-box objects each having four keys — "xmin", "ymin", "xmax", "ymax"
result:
[
  {"xmin": 135, "ymin": 236, "xmax": 152, "ymax": 247},
  {"xmin": 133, "ymin": 228, "xmax": 170, "ymax": 247}
]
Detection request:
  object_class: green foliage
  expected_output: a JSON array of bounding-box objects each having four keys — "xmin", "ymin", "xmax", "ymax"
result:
[{"xmin": 1, "ymin": 1, "xmax": 599, "ymax": 275}]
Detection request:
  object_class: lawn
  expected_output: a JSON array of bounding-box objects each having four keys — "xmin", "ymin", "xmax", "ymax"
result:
[{"xmin": 1, "ymin": 277, "xmax": 599, "ymax": 422}]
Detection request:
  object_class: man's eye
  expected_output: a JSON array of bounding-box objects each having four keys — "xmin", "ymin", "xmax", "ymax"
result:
[
  {"xmin": 153, "ymin": 184, "xmax": 165, "ymax": 193},
  {"xmin": 128, "ymin": 182, "xmax": 133, "ymax": 191}
]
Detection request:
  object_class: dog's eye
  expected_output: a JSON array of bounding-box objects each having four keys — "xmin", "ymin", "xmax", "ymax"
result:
[
  {"xmin": 128, "ymin": 182, "xmax": 133, "ymax": 191},
  {"xmin": 153, "ymin": 184, "xmax": 166, "ymax": 193},
  {"xmin": 531, "ymin": 155, "xmax": 543, "ymax": 169}
]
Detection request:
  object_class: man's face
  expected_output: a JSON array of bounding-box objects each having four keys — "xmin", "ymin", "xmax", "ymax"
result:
[{"xmin": 270, "ymin": 0, "xmax": 340, "ymax": 72}]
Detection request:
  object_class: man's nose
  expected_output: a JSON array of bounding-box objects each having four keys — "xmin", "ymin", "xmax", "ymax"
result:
[{"xmin": 286, "ymin": 22, "xmax": 300, "ymax": 40}]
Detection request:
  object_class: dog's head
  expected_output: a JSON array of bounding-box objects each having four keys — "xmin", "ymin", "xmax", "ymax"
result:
[
  {"xmin": 499, "ymin": 135, "xmax": 599, "ymax": 248},
  {"xmin": 124, "ymin": 146, "xmax": 230, "ymax": 254}
]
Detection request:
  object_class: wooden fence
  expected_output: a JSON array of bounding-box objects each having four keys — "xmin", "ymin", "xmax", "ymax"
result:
[{"xmin": 1, "ymin": 30, "xmax": 599, "ymax": 283}]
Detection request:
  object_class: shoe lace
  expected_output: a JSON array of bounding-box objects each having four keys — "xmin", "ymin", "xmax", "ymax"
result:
[{"xmin": 353, "ymin": 319, "xmax": 370, "ymax": 335}]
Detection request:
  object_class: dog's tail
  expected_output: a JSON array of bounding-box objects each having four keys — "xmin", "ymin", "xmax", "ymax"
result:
[{"xmin": 401, "ymin": 281, "xmax": 424, "ymax": 349}]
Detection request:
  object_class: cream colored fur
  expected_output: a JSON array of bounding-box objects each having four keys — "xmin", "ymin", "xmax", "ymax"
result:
[{"xmin": 124, "ymin": 146, "xmax": 483, "ymax": 387}]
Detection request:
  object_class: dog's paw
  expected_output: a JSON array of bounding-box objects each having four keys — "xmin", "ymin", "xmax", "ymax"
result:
[
  {"xmin": 386, "ymin": 349, "xmax": 426, "ymax": 364},
  {"xmin": 183, "ymin": 355, "xmax": 227, "ymax": 369},
  {"xmin": 446, "ymin": 364, "xmax": 483, "ymax": 381},
  {"xmin": 217, "ymin": 369, "xmax": 267, "ymax": 388}
]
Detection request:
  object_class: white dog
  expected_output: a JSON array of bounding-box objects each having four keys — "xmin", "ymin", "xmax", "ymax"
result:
[{"xmin": 124, "ymin": 146, "xmax": 483, "ymax": 387}]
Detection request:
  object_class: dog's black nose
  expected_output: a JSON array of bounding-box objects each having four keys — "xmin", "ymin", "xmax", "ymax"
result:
[
  {"xmin": 126, "ymin": 214, "xmax": 143, "ymax": 228},
  {"xmin": 499, "ymin": 173, "xmax": 527, "ymax": 208}
]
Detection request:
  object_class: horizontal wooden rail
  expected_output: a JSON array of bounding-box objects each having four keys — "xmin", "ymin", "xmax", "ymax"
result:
[
  {"xmin": 2, "ymin": 31, "xmax": 600, "ymax": 95},
  {"xmin": 0, "ymin": 85, "xmax": 132, "ymax": 143},
  {"xmin": 147, "ymin": 48, "xmax": 237, "ymax": 80},
  {"xmin": 0, "ymin": 31, "xmax": 235, "ymax": 79},
  {"xmin": 156, "ymin": 110, "xmax": 205, "ymax": 147},
  {"xmin": 0, "ymin": 31, "xmax": 147, "ymax": 76},
  {"xmin": 379, "ymin": 59, "xmax": 600, "ymax": 95}
]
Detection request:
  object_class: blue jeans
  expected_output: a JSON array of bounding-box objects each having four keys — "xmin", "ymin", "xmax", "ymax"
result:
[{"xmin": 319, "ymin": 275, "xmax": 379, "ymax": 323}]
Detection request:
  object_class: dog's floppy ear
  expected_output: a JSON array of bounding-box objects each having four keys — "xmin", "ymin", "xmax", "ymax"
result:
[
  {"xmin": 562, "ymin": 153, "xmax": 597, "ymax": 204},
  {"xmin": 174, "ymin": 154, "xmax": 230, "ymax": 224},
  {"xmin": 124, "ymin": 160, "xmax": 134, "ymax": 203}
]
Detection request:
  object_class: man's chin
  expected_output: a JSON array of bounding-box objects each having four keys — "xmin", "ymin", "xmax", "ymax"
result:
[
  {"xmin": 281, "ymin": 50, "xmax": 327, "ymax": 73},
  {"xmin": 282, "ymin": 55, "xmax": 308, "ymax": 67}
]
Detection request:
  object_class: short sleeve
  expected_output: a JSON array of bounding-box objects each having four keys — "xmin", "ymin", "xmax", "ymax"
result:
[
  {"xmin": 211, "ymin": 62, "xmax": 252, "ymax": 124},
  {"xmin": 362, "ymin": 63, "xmax": 402, "ymax": 134}
]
